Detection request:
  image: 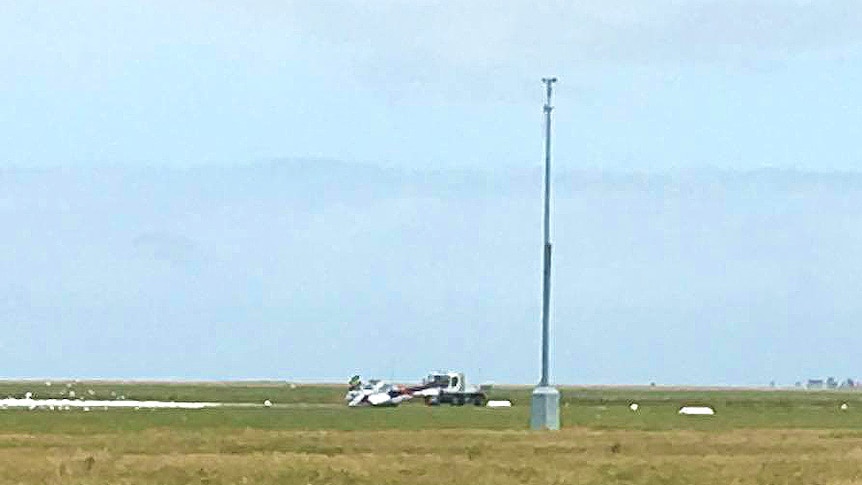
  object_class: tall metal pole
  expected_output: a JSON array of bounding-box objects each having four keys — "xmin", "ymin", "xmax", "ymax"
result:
[
  {"xmin": 531, "ymin": 77, "xmax": 560, "ymax": 430},
  {"xmin": 540, "ymin": 77, "xmax": 555, "ymax": 387}
]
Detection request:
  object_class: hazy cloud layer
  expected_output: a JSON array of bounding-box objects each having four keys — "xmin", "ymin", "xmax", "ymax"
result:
[
  {"xmin": 2, "ymin": 1, "xmax": 861, "ymax": 171},
  {"xmin": 2, "ymin": 3, "xmax": 862, "ymax": 385},
  {"xmin": 3, "ymin": 163, "xmax": 862, "ymax": 384},
  {"xmin": 5, "ymin": 1, "xmax": 861, "ymax": 90},
  {"xmin": 285, "ymin": 0, "xmax": 862, "ymax": 91}
]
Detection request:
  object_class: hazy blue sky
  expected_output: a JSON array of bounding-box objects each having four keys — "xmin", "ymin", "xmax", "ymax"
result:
[
  {"xmin": 3, "ymin": 1, "xmax": 861, "ymax": 171},
  {"xmin": 2, "ymin": 2, "xmax": 862, "ymax": 384}
]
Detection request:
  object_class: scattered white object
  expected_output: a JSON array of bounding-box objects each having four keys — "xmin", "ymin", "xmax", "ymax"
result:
[
  {"xmin": 68, "ymin": 390, "xmax": 76, "ymax": 398},
  {"xmin": 45, "ymin": 381, "xmax": 52, "ymax": 387},
  {"xmin": 289, "ymin": 384, "xmax": 297, "ymax": 389},
  {"xmin": 83, "ymin": 407, "xmax": 90, "ymax": 412},
  {"xmin": 263, "ymin": 399, "xmax": 273, "ymax": 407},
  {"xmin": 24, "ymin": 392, "xmax": 32, "ymax": 399},
  {"xmin": 0, "ymin": 398, "xmax": 222, "ymax": 410},
  {"xmin": 629, "ymin": 403, "xmax": 639, "ymax": 411},
  {"xmin": 486, "ymin": 400, "xmax": 513, "ymax": 408},
  {"xmin": 66, "ymin": 383, "xmax": 72, "ymax": 388},
  {"xmin": 87, "ymin": 389, "xmax": 95, "ymax": 396},
  {"xmin": 841, "ymin": 403, "xmax": 849, "ymax": 411},
  {"xmin": 678, "ymin": 406, "xmax": 715, "ymax": 416}
]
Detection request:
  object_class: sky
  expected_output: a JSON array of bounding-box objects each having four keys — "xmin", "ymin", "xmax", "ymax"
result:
[
  {"xmin": 3, "ymin": 0, "xmax": 862, "ymax": 171},
  {"xmin": 2, "ymin": 1, "xmax": 862, "ymax": 385}
]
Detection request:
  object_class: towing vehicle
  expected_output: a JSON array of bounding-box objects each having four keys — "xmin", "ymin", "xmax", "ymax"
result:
[
  {"xmin": 416, "ymin": 371, "xmax": 487, "ymax": 406},
  {"xmin": 345, "ymin": 371, "xmax": 487, "ymax": 407}
]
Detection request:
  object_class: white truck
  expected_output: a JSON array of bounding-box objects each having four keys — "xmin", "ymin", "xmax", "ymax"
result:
[{"xmin": 415, "ymin": 371, "xmax": 487, "ymax": 406}]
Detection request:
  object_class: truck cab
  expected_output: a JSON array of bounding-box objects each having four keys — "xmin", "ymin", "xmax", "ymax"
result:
[
  {"xmin": 421, "ymin": 371, "xmax": 485, "ymax": 406},
  {"xmin": 422, "ymin": 372, "xmax": 463, "ymax": 392}
]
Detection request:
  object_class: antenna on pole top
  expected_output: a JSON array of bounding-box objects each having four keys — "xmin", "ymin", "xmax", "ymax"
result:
[{"xmin": 542, "ymin": 77, "xmax": 557, "ymax": 108}]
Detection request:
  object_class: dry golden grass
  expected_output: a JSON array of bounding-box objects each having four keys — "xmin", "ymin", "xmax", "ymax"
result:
[
  {"xmin": 5, "ymin": 383, "xmax": 862, "ymax": 484},
  {"xmin": 4, "ymin": 427, "xmax": 862, "ymax": 484}
]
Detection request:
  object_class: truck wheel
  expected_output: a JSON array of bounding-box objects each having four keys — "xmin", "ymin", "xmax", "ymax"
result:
[
  {"xmin": 472, "ymin": 395, "xmax": 485, "ymax": 406},
  {"xmin": 455, "ymin": 396, "xmax": 465, "ymax": 406}
]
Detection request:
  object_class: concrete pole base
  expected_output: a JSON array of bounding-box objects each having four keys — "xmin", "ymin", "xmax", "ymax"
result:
[{"xmin": 530, "ymin": 386, "xmax": 560, "ymax": 430}]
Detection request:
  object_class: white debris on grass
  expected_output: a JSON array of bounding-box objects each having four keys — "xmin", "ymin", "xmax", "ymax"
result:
[
  {"xmin": 68, "ymin": 390, "xmax": 76, "ymax": 398},
  {"xmin": 289, "ymin": 384, "xmax": 297, "ymax": 389},
  {"xmin": 0, "ymin": 397, "xmax": 223, "ymax": 410},
  {"xmin": 841, "ymin": 403, "xmax": 849, "ymax": 411},
  {"xmin": 263, "ymin": 399, "xmax": 273, "ymax": 408},
  {"xmin": 629, "ymin": 403, "xmax": 639, "ymax": 411},
  {"xmin": 24, "ymin": 392, "xmax": 33, "ymax": 399},
  {"xmin": 45, "ymin": 381, "xmax": 52, "ymax": 387},
  {"xmin": 87, "ymin": 389, "xmax": 95, "ymax": 396},
  {"xmin": 678, "ymin": 406, "xmax": 715, "ymax": 416},
  {"xmin": 486, "ymin": 400, "xmax": 512, "ymax": 408}
]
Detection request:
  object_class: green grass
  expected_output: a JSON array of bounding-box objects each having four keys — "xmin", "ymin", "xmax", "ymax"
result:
[
  {"xmin": 3, "ymin": 381, "xmax": 862, "ymax": 433},
  {"xmin": 0, "ymin": 380, "xmax": 344, "ymax": 404},
  {"xmin": 5, "ymin": 381, "xmax": 862, "ymax": 484}
]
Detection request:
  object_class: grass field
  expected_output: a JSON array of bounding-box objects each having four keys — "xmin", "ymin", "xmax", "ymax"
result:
[{"xmin": 3, "ymin": 381, "xmax": 862, "ymax": 484}]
